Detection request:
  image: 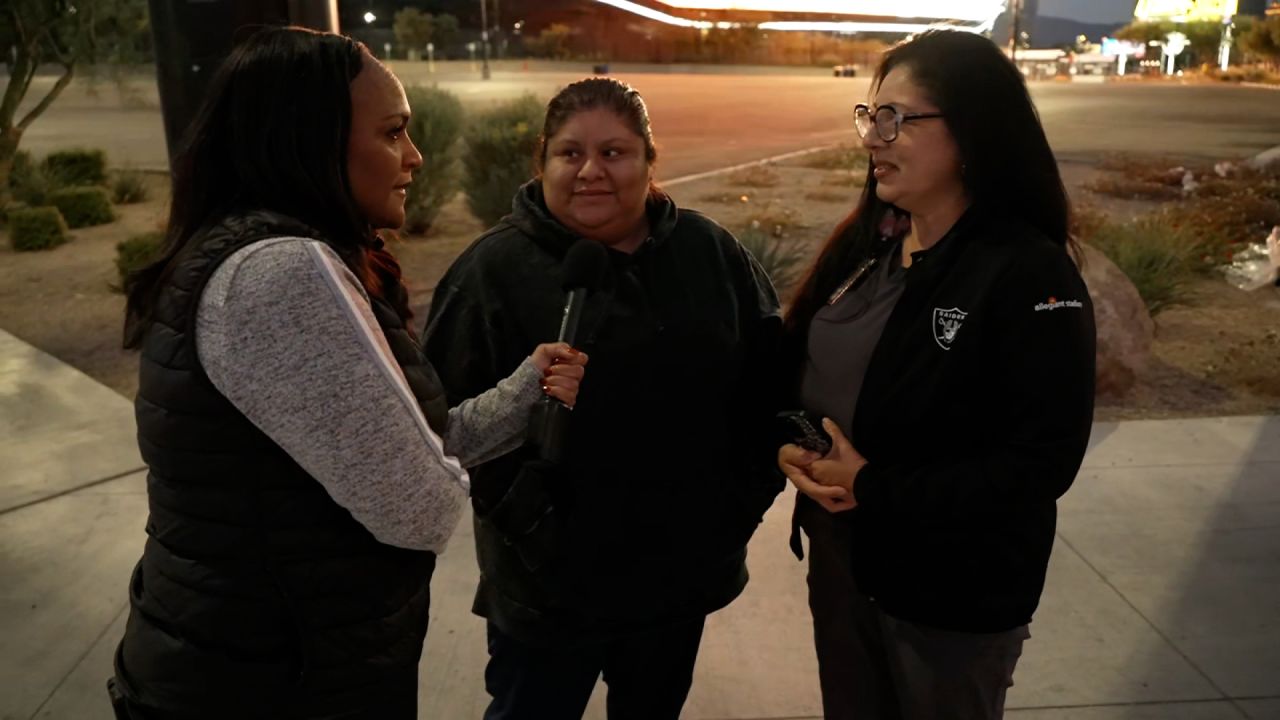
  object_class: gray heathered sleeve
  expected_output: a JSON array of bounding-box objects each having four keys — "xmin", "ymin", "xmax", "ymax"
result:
[
  {"xmin": 445, "ymin": 359, "xmax": 542, "ymax": 468},
  {"xmin": 195, "ymin": 237, "xmax": 539, "ymax": 552}
]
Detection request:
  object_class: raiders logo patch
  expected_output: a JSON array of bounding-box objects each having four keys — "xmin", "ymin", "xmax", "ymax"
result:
[{"xmin": 933, "ymin": 307, "xmax": 967, "ymax": 350}]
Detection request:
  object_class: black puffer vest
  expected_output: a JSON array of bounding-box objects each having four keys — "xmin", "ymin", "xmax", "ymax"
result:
[{"xmin": 114, "ymin": 210, "xmax": 449, "ymax": 717}]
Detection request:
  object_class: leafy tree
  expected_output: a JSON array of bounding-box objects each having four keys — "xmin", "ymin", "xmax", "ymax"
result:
[
  {"xmin": 393, "ymin": 8, "xmax": 433, "ymax": 54},
  {"xmin": 1, "ymin": 0, "xmax": 148, "ymax": 206}
]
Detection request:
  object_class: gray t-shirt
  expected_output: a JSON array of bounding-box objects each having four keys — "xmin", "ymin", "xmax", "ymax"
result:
[
  {"xmin": 799, "ymin": 244, "xmax": 907, "ymax": 438},
  {"xmin": 195, "ymin": 236, "xmax": 543, "ymax": 554}
]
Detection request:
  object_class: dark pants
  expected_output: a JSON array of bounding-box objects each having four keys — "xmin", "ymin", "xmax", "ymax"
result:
[
  {"xmin": 482, "ymin": 617, "xmax": 706, "ymax": 720},
  {"xmin": 106, "ymin": 677, "xmax": 415, "ymax": 720},
  {"xmin": 801, "ymin": 502, "xmax": 1029, "ymax": 720}
]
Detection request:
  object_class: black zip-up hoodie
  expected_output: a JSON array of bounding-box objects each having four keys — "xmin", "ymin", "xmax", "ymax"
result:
[
  {"xmin": 423, "ymin": 181, "xmax": 783, "ymax": 644},
  {"xmin": 790, "ymin": 206, "xmax": 1097, "ymax": 633}
]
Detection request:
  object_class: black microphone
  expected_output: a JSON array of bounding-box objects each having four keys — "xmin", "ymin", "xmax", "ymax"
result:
[{"xmin": 530, "ymin": 239, "xmax": 610, "ymax": 462}]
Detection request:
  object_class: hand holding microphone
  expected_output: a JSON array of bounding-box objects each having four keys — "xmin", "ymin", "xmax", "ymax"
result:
[
  {"xmin": 530, "ymin": 342, "xmax": 588, "ymax": 408},
  {"xmin": 529, "ymin": 239, "xmax": 611, "ymax": 462}
]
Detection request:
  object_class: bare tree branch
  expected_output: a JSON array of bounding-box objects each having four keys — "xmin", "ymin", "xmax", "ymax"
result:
[
  {"xmin": 17, "ymin": 64, "xmax": 75, "ymax": 132},
  {"xmin": 0, "ymin": 24, "xmax": 38, "ymax": 130}
]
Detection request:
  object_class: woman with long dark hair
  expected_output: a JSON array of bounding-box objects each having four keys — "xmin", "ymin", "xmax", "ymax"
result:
[
  {"xmin": 777, "ymin": 30, "xmax": 1096, "ymax": 719},
  {"xmin": 108, "ymin": 26, "xmax": 586, "ymax": 719}
]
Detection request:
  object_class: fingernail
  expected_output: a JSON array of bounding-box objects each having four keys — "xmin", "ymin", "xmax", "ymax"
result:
[{"xmin": 569, "ymin": 348, "xmax": 581, "ymax": 355}]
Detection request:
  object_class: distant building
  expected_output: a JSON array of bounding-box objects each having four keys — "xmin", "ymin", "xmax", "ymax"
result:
[{"xmin": 1132, "ymin": 0, "xmax": 1239, "ymax": 21}]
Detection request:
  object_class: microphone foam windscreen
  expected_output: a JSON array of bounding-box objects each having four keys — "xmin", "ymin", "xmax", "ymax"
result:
[{"xmin": 561, "ymin": 239, "xmax": 611, "ymax": 292}]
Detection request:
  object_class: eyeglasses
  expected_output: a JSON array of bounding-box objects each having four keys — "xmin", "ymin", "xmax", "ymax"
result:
[{"xmin": 854, "ymin": 104, "xmax": 944, "ymax": 143}]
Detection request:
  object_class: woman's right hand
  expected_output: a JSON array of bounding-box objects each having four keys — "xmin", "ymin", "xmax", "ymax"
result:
[
  {"xmin": 531, "ymin": 342, "xmax": 589, "ymax": 408},
  {"xmin": 778, "ymin": 444, "xmax": 854, "ymax": 513}
]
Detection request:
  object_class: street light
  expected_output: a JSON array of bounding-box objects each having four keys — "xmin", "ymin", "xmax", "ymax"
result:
[{"xmin": 363, "ymin": 11, "xmax": 376, "ymax": 24}]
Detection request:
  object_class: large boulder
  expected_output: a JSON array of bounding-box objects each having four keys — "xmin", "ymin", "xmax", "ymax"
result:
[{"xmin": 1076, "ymin": 243, "xmax": 1155, "ymax": 399}]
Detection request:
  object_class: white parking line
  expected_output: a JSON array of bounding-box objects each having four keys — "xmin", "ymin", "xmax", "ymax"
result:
[{"xmin": 663, "ymin": 142, "xmax": 846, "ymax": 187}]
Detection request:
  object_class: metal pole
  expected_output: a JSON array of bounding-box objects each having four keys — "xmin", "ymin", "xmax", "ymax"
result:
[
  {"xmin": 492, "ymin": 0, "xmax": 503, "ymax": 58},
  {"xmin": 479, "ymin": 0, "xmax": 492, "ymax": 80},
  {"xmin": 1010, "ymin": 0, "xmax": 1021, "ymax": 63},
  {"xmin": 286, "ymin": 0, "xmax": 338, "ymax": 32},
  {"xmin": 1219, "ymin": 16, "xmax": 1233, "ymax": 71},
  {"xmin": 149, "ymin": 0, "xmax": 336, "ymax": 168}
]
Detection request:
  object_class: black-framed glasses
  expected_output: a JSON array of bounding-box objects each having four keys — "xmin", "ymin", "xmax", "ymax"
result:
[{"xmin": 854, "ymin": 104, "xmax": 945, "ymax": 143}]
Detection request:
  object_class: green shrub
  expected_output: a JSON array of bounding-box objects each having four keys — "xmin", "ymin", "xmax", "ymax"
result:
[
  {"xmin": 43, "ymin": 148, "xmax": 108, "ymax": 186},
  {"xmin": 111, "ymin": 170, "xmax": 149, "ymax": 204},
  {"xmin": 1, "ymin": 201, "xmax": 28, "ymax": 224},
  {"xmin": 115, "ymin": 232, "xmax": 165, "ymax": 290},
  {"xmin": 462, "ymin": 94, "xmax": 544, "ymax": 227},
  {"xmin": 403, "ymin": 86, "xmax": 465, "ymax": 233},
  {"xmin": 9, "ymin": 206, "xmax": 70, "ymax": 251},
  {"xmin": 10, "ymin": 151, "xmax": 55, "ymax": 206},
  {"xmin": 1088, "ymin": 216, "xmax": 1206, "ymax": 316},
  {"xmin": 11, "ymin": 150, "xmax": 36, "ymax": 193},
  {"xmin": 49, "ymin": 186, "xmax": 115, "ymax": 228}
]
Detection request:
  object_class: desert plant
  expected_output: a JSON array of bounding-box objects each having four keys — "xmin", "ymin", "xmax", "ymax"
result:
[
  {"xmin": 403, "ymin": 87, "xmax": 465, "ymax": 233},
  {"xmin": 462, "ymin": 94, "xmax": 544, "ymax": 227},
  {"xmin": 43, "ymin": 148, "xmax": 108, "ymax": 186},
  {"xmin": 1088, "ymin": 216, "xmax": 1206, "ymax": 316},
  {"xmin": 115, "ymin": 231, "xmax": 165, "ymax": 290},
  {"xmin": 10, "ymin": 152, "xmax": 55, "ymax": 206},
  {"xmin": 9, "ymin": 206, "xmax": 70, "ymax": 251},
  {"xmin": 1162, "ymin": 188, "xmax": 1280, "ymax": 263},
  {"xmin": 800, "ymin": 144, "xmax": 869, "ymax": 172},
  {"xmin": 736, "ymin": 204, "xmax": 809, "ymax": 293},
  {"xmin": 739, "ymin": 223, "xmax": 807, "ymax": 295},
  {"xmin": 1084, "ymin": 176, "xmax": 1183, "ymax": 201},
  {"xmin": 805, "ymin": 189, "xmax": 849, "ymax": 203},
  {"xmin": 728, "ymin": 164, "xmax": 780, "ymax": 188},
  {"xmin": 49, "ymin": 186, "xmax": 115, "ymax": 228},
  {"xmin": 111, "ymin": 170, "xmax": 149, "ymax": 204}
]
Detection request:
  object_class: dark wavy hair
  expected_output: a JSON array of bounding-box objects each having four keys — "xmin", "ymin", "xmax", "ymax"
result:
[
  {"xmin": 785, "ymin": 29, "xmax": 1075, "ymax": 336},
  {"xmin": 124, "ymin": 26, "xmax": 411, "ymax": 348}
]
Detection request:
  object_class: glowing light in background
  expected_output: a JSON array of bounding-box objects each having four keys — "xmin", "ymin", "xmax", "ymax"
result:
[
  {"xmin": 758, "ymin": 21, "xmax": 985, "ymax": 34},
  {"xmin": 592, "ymin": 0, "xmax": 716, "ymax": 28},
  {"xmin": 591, "ymin": 0, "xmax": 1004, "ymax": 32},
  {"xmin": 650, "ymin": 1, "xmax": 1007, "ymax": 22}
]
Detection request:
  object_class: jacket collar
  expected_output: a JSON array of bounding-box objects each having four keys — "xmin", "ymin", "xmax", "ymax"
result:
[{"xmin": 506, "ymin": 179, "xmax": 680, "ymax": 259}]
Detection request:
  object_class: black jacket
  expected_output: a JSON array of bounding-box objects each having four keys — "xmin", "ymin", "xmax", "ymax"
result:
[
  {"xmin": 423, "ymin": 182, "xmax": 783, "ymax": 644},
  {"xmin": 791, "ymin": 207, "xmax": 1096, "ymax": 633},
  {"xmin": 115, "ymin": 211, "xmax": 446, "ymax": 717}
]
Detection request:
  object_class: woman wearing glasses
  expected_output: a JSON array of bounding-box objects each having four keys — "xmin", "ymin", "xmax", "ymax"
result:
[{"xmin": 776, "ymin": 31, "xmax": 1096, "ymax": 719}]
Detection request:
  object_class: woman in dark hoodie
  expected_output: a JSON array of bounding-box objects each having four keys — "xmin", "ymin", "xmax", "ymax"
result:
[{"xmin": 423, "ymin": 77, "xmax": 783, "ymax": 720}]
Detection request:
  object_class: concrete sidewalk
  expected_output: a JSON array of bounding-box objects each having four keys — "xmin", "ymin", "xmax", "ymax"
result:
[{"xmin": 1, "ymin": 327, "xmax": 1277, "ymax": 720}]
